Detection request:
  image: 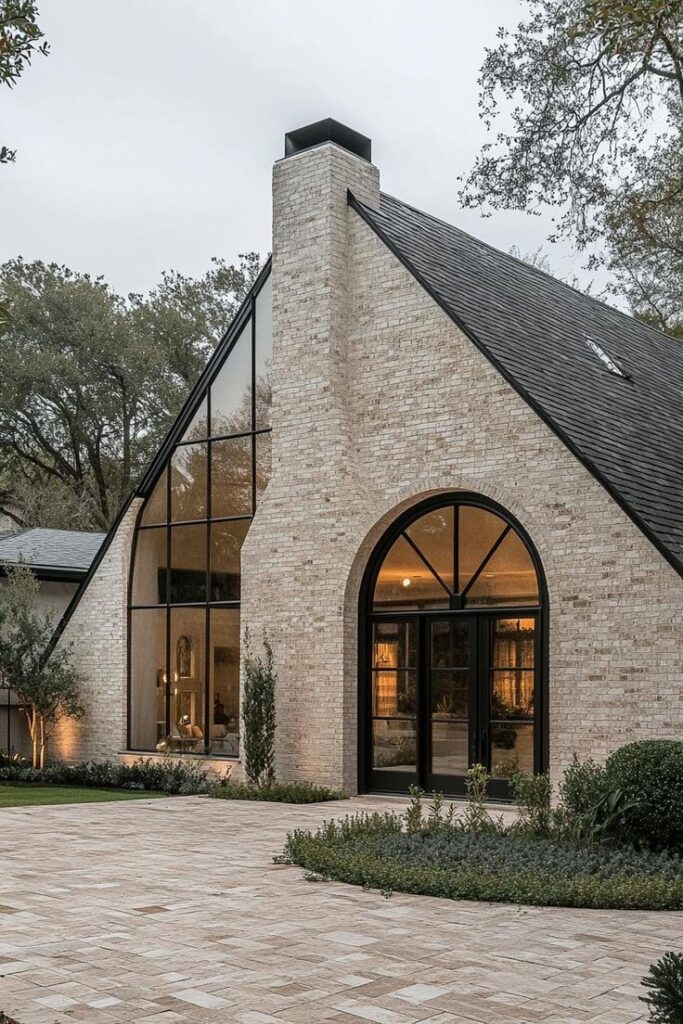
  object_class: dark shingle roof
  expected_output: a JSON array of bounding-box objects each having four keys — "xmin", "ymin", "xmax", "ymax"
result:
[
  {"xmin": 351, "ymin": 191, "xmax": 683, "ymax": 577},
  {"xmin": 0, "ymin": 528, "xmax": 105, "ymax": 578}
]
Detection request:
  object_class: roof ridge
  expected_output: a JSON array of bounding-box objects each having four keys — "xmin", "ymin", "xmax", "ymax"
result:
[{"xmin": 375, "ymin": 191, "xmax": 681, "ymax": 352}]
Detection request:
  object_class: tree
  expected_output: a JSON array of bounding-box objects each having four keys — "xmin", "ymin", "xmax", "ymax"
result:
[
  {"xmin": 242, "ymin": 632, "xmax": 276, "ymax": 787},
  {"xmin": 1, "ymin": 0, "xmax": 49, "ymax": 164},
  {"xmin": 0, "ymin": 253, "xmax": 261, "ymax": 530},
  {"xmin": 460, "ymin": 0, "xmax": 683, "ymax": 336},
  {"xmin": 0, "ymin": 564, "xmax": 83, "ymax": 767}
]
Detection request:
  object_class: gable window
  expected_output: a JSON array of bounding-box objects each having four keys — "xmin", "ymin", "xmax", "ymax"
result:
[{"xmin": 128, "ymin": 270, "xmax": 272, "ymax": 757}]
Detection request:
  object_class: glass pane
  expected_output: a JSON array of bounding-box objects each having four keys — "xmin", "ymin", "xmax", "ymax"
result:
[
  {"xmin": 431, "ymin": 670, "xmax": 468, "ymax": 717},
  {"xmin": 405, "ymin": 506, "xmax": 454, "ymax": 592},
  {"xmin": 372, "ymin": 669, "xmax": 417, "ymax": 717},
  {"xmin": 169, "ymin": 524, "xmax": 206, "ymax": 603},
  {"xmin": 465, "ymin": 531, "xmax": 539, "ymax": 606},
  {"xmin": 255, "ymin": 432, "xmax": 272, "ymax": 505},
  {"xmin": 208, "ymin": 608, "xmax": 240, "ymax": 756},
  {"xmin": 431, "ymin": 720, "xmax": 469, "ymax": 776},
  {"xmin": 171, "ymin": 443, "xmax": 208, "ymax": 522},
  {"xmin": 211, "ymin": 436, "xmax": 252, "ymax": 518},
  {"xmin": 458, "ymin": 506, "xmax": 506, "ymax": 592},
  {"xmin": 492, "ymin": 671, "xmax": 534, "ymax": 720},
  {"xmin": 492, "ymin": 617, "xmax": 535, "ymax": 669},
  {"xmin": 374, "ymin": 535, "xmax": 449, "ymax": 610},
  {"xmin": 182, "ymin": 397, "xmax": 209, "ymax": 443},
  {"xmin": 210, "ymin": 520, "xmax": 248, "ymax": 601},
  {"xmin": 131, "ymin": 527, "xmax": 167, "ymax": 605},
  {"xmin": 140, "ymin": 469, "xmax": 167, "ymax": 526},
  {"xmin": 431, "ymin": 619, "xmax": 469, "ymax": 668},
  {"xmin": 491, "ymin": 722, "xmax": 534, "ymax": 778},
  {"xmin": 211, "ymin": 321, "xmax": 252, "ymax": 436},
  {"xmin": 129, "ymin": 608, "xmax": 166, "ymax": 751},
  {"xmin": 255, "ymin": 274, "xmax": 273, "ymax": 429},
  {"xmin": 372, "ymin": 718, "xmax": 417, "ymax": 771},
  {"xmin": 168, "ymin": 607, "xmax": 206, "ymax": 751},
  {"xmin": 372, "ymin": 620, "xmax": 417, "ymax": 669}
]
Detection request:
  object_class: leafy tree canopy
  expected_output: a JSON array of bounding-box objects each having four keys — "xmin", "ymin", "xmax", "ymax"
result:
[
  {"xmin": 0, "ymin": 253, "xmax": 261, "ymax": 530},
  {"xmin": 0, "ymin": 0, "xmax": 48, "ymax": 163},
  {"xmin": 460, "ymin": 0, "xmax": 683, "ymax": 337}
]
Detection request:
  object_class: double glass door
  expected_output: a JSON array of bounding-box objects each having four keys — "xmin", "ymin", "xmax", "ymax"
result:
[{"xmin": 368, "ymin": 612, "xmax": 538, "ymax": 797}]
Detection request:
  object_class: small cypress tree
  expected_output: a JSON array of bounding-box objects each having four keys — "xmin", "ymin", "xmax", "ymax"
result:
[
  {"xmin": 241, "ymin": 631, "xmax": 276, "ymax": 787},
  {"xmin": 641, "ymin": 952, "xmax": 683, "ymax": 1024}
]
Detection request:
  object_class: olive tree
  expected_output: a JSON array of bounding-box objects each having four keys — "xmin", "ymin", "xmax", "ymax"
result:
[{"xmin": 0, "ymin": 564, "xmax": 83, "ymax": 766}]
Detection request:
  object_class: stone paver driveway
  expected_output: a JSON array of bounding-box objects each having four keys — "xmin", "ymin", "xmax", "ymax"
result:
[{"xmin": 1, "ymin": 795, "xmax": 682, "ymax": 1024}]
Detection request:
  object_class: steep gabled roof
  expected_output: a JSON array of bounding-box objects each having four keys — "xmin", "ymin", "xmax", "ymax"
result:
[
  {"xmin": 350, "ymin": 191, "xmax": 683, "ymax": 578},
  {"xmin": 0, "ymin": 528, "xmax": 105, "ymax": 581}
]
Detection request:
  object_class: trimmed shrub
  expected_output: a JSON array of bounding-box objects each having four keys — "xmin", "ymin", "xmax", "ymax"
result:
[
  {"xmin": 0, "ymin": 757, "xmax": 218, "ymax": 794},
  {"xmin": 641, "ymin": 951, "xmax": 683, "ymax": 1024},
  {"xmin": 210, "ymin": 780, "xmax": 346, "ymax": 803},
  {"xmin": 280, "ymin": 812, "xmax": 683, "ymax": 910},
  {"xmin": 604, "ymin": 740, "xmax": 683, "ymax": 851}
]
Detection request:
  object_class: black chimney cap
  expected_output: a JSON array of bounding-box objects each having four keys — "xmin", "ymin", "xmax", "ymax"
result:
[{"xmin": 284, "ymin": 118, "xmax": 371, "ymax": 162}]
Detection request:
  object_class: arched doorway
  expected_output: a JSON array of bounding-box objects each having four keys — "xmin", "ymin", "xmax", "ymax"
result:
[{"xmin": 358, "ymin": 494, "xmax": 547, "ymax": 798}]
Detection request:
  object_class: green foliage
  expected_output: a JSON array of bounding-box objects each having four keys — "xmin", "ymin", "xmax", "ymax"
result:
[
  {"xmin": 509, "ymin": 770, "xmax": 553, "ymax": 838},
  {"xmin": 242, "ymin": 632, "xmax": 276, "ymax": 787},
  {"xmin": 280, "ymin": 811, "xmax": 683, "ymax": 911},
  {"xmin": 0, "ymin": 254, "xmax": 260, "ymax": 529},
  {"xmin": 210, "ymin": 779, "xmax": 346, "ymax": 803},
  {"xmin": 604, "ymin": 740, "xmax": 683, "ymax": 850},
  {"xmin": 0, "ymin": 0, "xmax": 49, "ymax": 164},
  {"xmin": 461, "ymin": 0, "xmax": 683, "ymax": 336},
  {"xmin": 641, "ymin": 951, "xmax": 683, "ymax": 1024},
  {"xmin": 0, "ymin": 564, "xmax": 83, "ymax": 766},
  {"xmin": 404, "ymin": 785, "xmax": 424, "ymax": 834},
  {"xmin": 460, "ymin": 764, "xmax": 503, "ymax": 833},
  {"xmin": 0, "ymin": 756, "xmax": 217, "ymax": 794}
]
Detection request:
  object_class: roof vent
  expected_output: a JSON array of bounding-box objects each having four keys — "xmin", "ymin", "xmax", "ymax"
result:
[
  {"xmin": 585, "ymin": 338, "xmax": 629, "ymax": 379},
  {"xmin": 284, "ymin": 118, "xmax": 372, "ymax": 162}
]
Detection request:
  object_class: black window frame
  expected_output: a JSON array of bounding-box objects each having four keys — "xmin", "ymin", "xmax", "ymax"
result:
[{"xmin": 126, "ymin": 268, "xmax": 272, "ymax": 758}]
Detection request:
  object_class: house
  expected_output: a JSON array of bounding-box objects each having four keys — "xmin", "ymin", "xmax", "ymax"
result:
[
  {"xmin": 48, "ymin": 119, "xmax": 683, "ymax": 796},
  {"xmin": 0, "ymin": 527, "xmax": 104, "ymax": 757}
]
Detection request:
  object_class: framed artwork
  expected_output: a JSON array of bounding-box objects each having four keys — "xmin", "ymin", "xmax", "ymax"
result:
[{"xmin": 176, "ymin": 635, "xmax": 193, "ymax": 679}]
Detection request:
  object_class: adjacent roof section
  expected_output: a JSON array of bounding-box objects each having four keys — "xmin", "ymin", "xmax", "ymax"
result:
[
  {"xmin": 350, "ymin": 191, "xmax": 683, "ymax": 578},
  {"xmin": 0, "ymin": 528, "xmax": 105, "ymax": 581}
]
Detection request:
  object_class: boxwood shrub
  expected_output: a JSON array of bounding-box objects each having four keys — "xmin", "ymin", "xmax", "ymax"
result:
[
  {"xmin": 210, "ymin": 780, "xmax": 346, "ymax": 803},
  {"xmin": 0, "ymin": 757, "xmax": 217, "ymax": 794},
  {"xmin": 280, "ymin": 812, "xmax": 683, "ymax": 910},
  {"xmin": 604, "ymin": 740, "xmax": 683, "ymax": 851}
]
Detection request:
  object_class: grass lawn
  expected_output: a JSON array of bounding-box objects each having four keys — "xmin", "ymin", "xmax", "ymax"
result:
[{"xmin": 0, "ymin": 784, "xmax": 169, "ymax": 807}]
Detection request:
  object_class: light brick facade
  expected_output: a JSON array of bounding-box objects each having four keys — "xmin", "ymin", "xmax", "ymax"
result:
[{"xmin": 55, "ymin": 139, "xmax": 683, "ymax": 791}]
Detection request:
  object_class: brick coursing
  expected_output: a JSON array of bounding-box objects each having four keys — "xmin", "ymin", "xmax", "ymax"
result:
[
  {"xmin": 242, "ymin": 142, "xmax": 683, "ymax": 792},
  {"xmin": 54, "ymin": 142, "xmax": 683, "ymax": 791}
]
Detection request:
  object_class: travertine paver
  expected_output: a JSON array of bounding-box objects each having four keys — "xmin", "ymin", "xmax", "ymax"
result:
[{"xmin": 1, "ymin": 795, "xmax": 681, "ymax": 1024}]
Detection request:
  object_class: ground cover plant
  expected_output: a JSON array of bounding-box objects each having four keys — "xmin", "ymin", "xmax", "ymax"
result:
[{"xmin": 280, "ymin": 742, "xmax": 683, "ymax": 911}]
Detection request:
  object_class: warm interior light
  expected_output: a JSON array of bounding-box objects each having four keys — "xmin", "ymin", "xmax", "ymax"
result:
[
  {"xmin": 402, "ymin": 577, "xmax": 412, "ymax": 588},
  {"xmin": 374, "ymin": 641, "xmax": 398, "ymax": 716}
]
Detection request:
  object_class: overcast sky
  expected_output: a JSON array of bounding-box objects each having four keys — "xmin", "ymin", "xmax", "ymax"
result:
[{"xmin": 2, "ymin": 0, "xmax": 585, "ymax": 296}]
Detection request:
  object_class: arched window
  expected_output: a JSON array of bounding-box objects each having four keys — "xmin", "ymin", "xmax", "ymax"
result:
[
  {"xmin": 128, "ymin": 271, "xmax": 272, "ymax": 757},
  {"xmin": 361, "ymin": 495, "xmax": 545, "ymax": 797}
]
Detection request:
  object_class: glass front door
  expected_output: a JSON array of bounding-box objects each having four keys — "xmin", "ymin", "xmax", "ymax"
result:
[{"xmin": 367, "ymin": 612, "xmax": 538, "ymax": 796}]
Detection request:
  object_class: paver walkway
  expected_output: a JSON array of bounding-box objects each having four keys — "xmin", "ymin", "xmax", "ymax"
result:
[{"xmin": 1, "ymin": 795, "xmax": 681, "ymax": 1024}]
